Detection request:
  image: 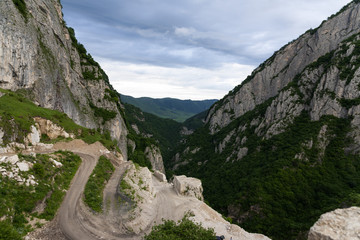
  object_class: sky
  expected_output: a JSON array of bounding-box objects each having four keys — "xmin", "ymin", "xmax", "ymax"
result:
[{"xmin": 61, "ymin": 0, "xmax": 351, "ymax": 100}]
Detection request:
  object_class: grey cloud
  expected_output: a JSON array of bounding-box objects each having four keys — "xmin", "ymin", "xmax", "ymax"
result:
[{"xmin": 61, "ymin": 0, "xmax": 351, "ymax": 69}]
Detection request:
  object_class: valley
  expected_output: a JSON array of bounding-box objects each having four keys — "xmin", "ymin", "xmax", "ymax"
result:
[
  {"xmin": 120, "ymin": 94, "xmax": 217, "ymax": 122},
  {"xmin": 1, "ymin": 0, "xmax": 360, "ymax": 239}
]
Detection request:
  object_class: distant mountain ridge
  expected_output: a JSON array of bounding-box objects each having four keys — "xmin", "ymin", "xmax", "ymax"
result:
[{"xmin": 120, "ymin": 94, "xmax": 217, "ymax": 122}]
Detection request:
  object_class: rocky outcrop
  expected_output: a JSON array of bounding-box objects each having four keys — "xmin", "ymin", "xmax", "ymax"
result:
[
  {"xmin": 0, "ymin": 0, "xmax": 128, "ymax": 157},
  {"xmin": 34, "ymin": 117, "xmax": 73, "ymax": 140},
  {"xmin": 0, "ymin": 155, "xmax": 37, "ymax": 186},
  {"xmin": 173, "ymin": 175, "xmax": 204, "ymax": 201},
  {"xmin": 308, "ymin": 207, "xmax": 360, "ymax": 240},
  {"xmin": 144, "ymin": 145, "xmax": 165, "ymax": 173},
  {"xmin": 26, "ymin": 125, "xmax": 41, "ymax": 145},
  {"xmin": 206, "ymin": 2, "xmax": 360, "ymax": 134},
  {"xmin": 154, "ymin": 170, "xmax": 167, "ymax": 182}
]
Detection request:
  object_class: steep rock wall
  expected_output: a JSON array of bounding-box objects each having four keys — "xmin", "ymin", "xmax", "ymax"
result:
[
  {"xmin": 0, "ymin": 0, "xmax": 128, "ymax": 156},
  {"xmin": 206, "ymin": 2, "xmax": 360, "ymax": 134}
]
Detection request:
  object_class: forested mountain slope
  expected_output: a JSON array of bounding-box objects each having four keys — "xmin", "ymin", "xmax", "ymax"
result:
[
  {"xmin": 170, "ymin": 1, "xmax": 360, "ymax": 239},
  {"xmin": 120, "ymin": 94, "xmax": 217, "ymax": 122}
]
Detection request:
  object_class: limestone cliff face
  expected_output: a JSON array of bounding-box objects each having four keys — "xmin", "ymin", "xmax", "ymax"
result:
[
  {"xmin": 200, "ymin": 1, "xmax": 360, "ymax": 156},
  {"xmin": 0, "ymin": 0, "xmax": 127, "ymax": 156},
  {"xmin": 144, "ymin": 145, "xmax": 165, "ymax": 174},
  {"xmin": 206, "ymin": 2, "xmax": 360, "ymax": 135}
]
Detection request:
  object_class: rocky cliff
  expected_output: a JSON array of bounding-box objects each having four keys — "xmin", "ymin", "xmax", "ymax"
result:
[
  {"xmin": 206, "ymin": 1, "xmax": 360, "ymax": 135},
  {"xmin": 144, "ymin": 145, "xmax": 165, "ymax": 173},
  {"xmin": 170, "ymin": 1, "xmax": 360, "ymax": 239},
  {"xmin": 0, "ymin": 0, "xmax": 128, "ymax": 156}
]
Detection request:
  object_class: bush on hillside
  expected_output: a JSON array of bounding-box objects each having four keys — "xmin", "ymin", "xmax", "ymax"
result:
[{"xmin": 144, "ymin": 214, "xmax": 215, "ymax": 240}]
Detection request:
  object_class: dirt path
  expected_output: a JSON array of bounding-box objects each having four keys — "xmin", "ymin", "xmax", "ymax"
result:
[
  {"xmin": 26, "ymin": 140, "xmax": 270, "ymax": 240},
  {"xmin": 57, "ymin": 152, "xmax": 99, "ymax": 240}
]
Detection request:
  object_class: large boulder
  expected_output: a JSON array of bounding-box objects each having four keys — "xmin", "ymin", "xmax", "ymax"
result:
[
  {"xmin": 34, "ymin": 117, "xmax": 73, "ymax": 140},
  {"xmin": 173, "ymin": 175, "xmax": 204, "ymax": 201},
  {"xmin": 154, "ymin": 170, "xmax": 167, "ymax": 182},
  {"xmin": 308, "ymin": 207, "xmax": 360, "ymax": 240},
  {"xmin": 26, "ymin": 125, "xmax": 41, "ymax": 145}
]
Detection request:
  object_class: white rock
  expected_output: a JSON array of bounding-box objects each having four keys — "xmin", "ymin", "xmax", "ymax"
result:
[
  {"xmin": 30, "ymin": 179, "xmax": 37, "ymax": 185},
  {"xmin": 26, "ymin": 125, "xmax": 41, "ymax": 145},
  {"xmin": 50, "ymin": 158, "xmax": 62, "ymax": 168},
  {"xmin": 154, "ymin": 170, "xmax": 167, "ymax": 182},
  {"xmin": 34, "ymin": 117, "xmax": 72, "ymax": 140},
  {"xmin": 6, "ymin": 155, "xmax": 19, "ymax": 164},
  {"xmin": 236, "ymin": 147, "xmax": 248, "ymax": 161},
  {"xmin": 17, "ymin": 162, "xmax": 31, "ymax": 171},
  {"xmin": 35, "ymin": 143, "xmax": 54, "ymax": 150},
  {"xmin": 15, "ymin": 175, "xmax": 23, "ymax": 182},
  {"xmin": 173, "ymin": 175, "xmax": 204, "ymax": 201},
  {"xmin": 0, "ymin": 156, "xmax": 7, "ymax": 163},
  {"xmin": 100, "ymin": 149, "xmax": 110, "ymax": 154},
  {"xmin": 9, "ymin": 143, "xmax": 26, "ymax": 150},
  {"xmin": 6, "ymin": 172, "xmax": 14, "ymax": 178},
  {"xmin": 25, "ymin": 179, "xmax": 37, "ymax": 186},
  {"xmin": 308, "ymin": 207, "xmax": 360, "ymax": 240},
  {"xmin": 0, "ymin": 147, "xmax": 9, "ymax": 154}
]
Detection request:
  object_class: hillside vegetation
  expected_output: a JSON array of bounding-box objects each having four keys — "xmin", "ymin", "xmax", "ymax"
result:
[
  {"xmin": 0, "ymin": 89, "xmax": 124, "ymax": 238},
  {"xmin": 0, "ymin": 89, "xmax": 119, "ymax": 150},
  {"xmin": 170, "ymin": 2, "xmax": 360, "ymax": 239},
  {"xmin": 0, "ymin": 151, "xmax": 81, "ymax": 239},
  {"xmin": 120, "ymin": 94, "xmax": 216, "ymax": 122},
  {"xmin": 123, "ymin": 103, "xmax": 183, "ymax": 167}
]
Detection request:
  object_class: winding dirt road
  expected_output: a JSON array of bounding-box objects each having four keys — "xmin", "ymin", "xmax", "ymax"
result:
[
  {"xmin": 58, "ymin": 152, "xmax": 99, "ymax": 240},
  {"xmin": 26, "ymin": 139, "xmax": 270, "ymax": 240}
]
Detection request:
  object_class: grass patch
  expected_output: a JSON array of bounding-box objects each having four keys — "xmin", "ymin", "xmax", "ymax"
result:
[
  {"xmin": 39, "ymin": 151, "xmax": 82, "ymax": 220},
  {"xmin": 84, "ymin": 156, "xmax": 115, "ymax": 213},
  {"xmin": 0, "ymin": 151, "xmax": 81, "ymax": 237},
  {"xmin": 0, "ymin": 89, "xmax": 119, "ymax": 150}
]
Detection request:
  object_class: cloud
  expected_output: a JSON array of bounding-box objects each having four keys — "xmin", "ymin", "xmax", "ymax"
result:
[
  {"xmin": 61, "ymin": 0, "xmax": 352, "ymax": 99},
  {"xmin": 97, "ymin": 57, "xmax": 255, "ymax": 100},
  {"xmin": 174, "ymin": 27, "xmax": 197, "ymax": 37}
]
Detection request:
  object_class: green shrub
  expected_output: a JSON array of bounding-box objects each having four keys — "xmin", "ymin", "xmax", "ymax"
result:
[
  {"xmin": 89, "ymin": 102, "xmax": 117, "ymax": 123},
  {"xmin": 104, "ymin": 88, "xmax": 119, "ymax": 103},
  {"xmin": 84, "ymin": 156, "xmax": 115, "ymax": 212},
  {"xmin": 0, "ymin": 221, "xmax": 22, "ymax": 240},
  {"xmin": 12, "ymin": 0, "xmax": 28, "ymax": 21},
  {"xmin": 32, "ymin": 163, "xmax": 45, "ymax": 178},
  {"xmin": 145, "ymin": 214, "xmax": 215, "ymax": 240}
]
